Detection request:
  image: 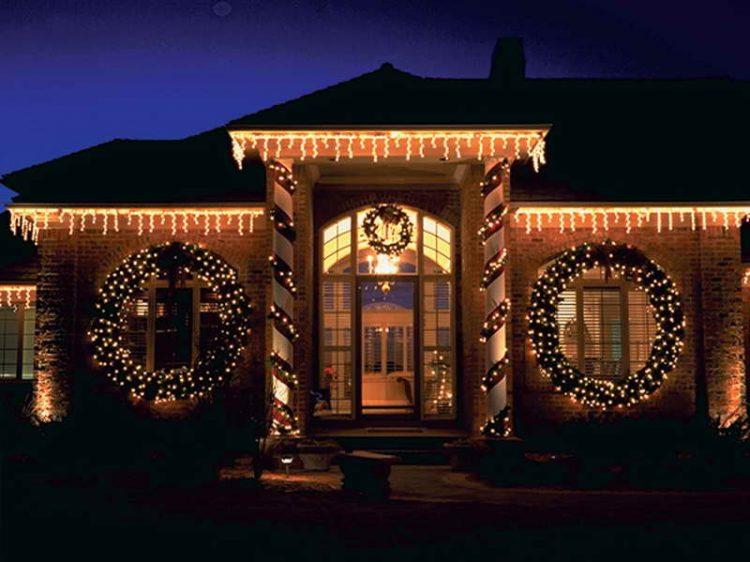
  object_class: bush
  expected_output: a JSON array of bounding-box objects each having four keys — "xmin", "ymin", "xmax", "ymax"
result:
[{"xmin": 2, "ymin": 369, "xmax": 275, "ymax": 489}]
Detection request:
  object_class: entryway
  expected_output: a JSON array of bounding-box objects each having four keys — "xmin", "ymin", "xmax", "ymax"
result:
[{"xmin": 315, "ymin": 206, "xmax": 456, "ymax": 426}]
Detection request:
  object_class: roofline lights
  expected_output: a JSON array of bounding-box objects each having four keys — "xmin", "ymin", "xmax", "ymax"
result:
[
  {"xmin": 0, "ymin": 285, "xmax": 36, "ymax": 309},
  {"xmin": 513, "ymin": 204, "xmax": 750, "ymax": 234},
  {"xmin": 229, "ymin": 128, "xmax": 548, "ymax": 171},
  {"xmin": 7, "ymin": 206, "xmax": 265, "ymax": 243}
]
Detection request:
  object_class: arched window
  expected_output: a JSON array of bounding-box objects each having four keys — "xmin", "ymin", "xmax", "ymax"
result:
[
  {"xmin": 543, "ymin": 262, "xmax": 657, "ymax": 379},
  {"xmin": 318, "ymin": 207, "xmax": 454, "ymax": 420}
]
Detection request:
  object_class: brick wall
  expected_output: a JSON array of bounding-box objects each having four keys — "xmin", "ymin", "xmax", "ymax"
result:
[
  {"xmin": 508, "ymin": 222, "xmax": 747, "ymax": 431},
  {"xmin": 28, "ymin": 197, "xmax": 748, "ymax": 432},
  {"xmin": 458, "ymin": 166, "xmax": 487, "ymax": 434},
  {"xmin": 32, "ymin": 221, "xmax": 270, "ymax": 420}
]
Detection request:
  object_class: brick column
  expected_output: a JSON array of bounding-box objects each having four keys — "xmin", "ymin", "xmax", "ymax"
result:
[
  {"xmin": 460, "ymin": 164, "xmax": 485, "ymax": 434},
  {"xmin": 292, "ymin": 164, "xmax": 314, "ymax": 434},
  {"xmin": 699, "ymin": 227, "xmax": 746, "ymax": 419},
  {"xmin": 33, "ymin": 229, "xmax": 76, "ymax": 421}
]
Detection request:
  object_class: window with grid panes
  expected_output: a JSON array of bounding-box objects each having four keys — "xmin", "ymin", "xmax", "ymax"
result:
[
  {"xmin": 553, "ymin": 266, "xmax": 656, "ymax": 380},
  {"xmin": 318, "ymin": 208, "xmax": 455, "ymax": 419},
  {"xmin": 0, "ymin": 304, "xmax": 35, "ymax": 381},
  {"xmin": 124, "ymin": 280, "xmax": 223, "ymax": 372}
]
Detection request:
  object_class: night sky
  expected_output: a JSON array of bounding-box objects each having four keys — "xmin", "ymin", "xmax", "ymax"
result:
[{"xmin": 1, "ymin": 0, "xmax": 748, "ymax": 207}]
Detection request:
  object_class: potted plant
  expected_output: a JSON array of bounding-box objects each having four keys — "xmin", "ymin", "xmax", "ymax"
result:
[{"xmin": 296, "ymin": 439, "xmax": 342, "ymax": 471}]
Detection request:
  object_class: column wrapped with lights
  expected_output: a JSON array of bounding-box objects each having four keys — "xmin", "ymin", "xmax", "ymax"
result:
[
  {"xmin": 267, "ymin": 160, "xmax": 300, "ymax": 434},
  {"xmin": 479, "ymin": 160, "xmax": 512, "ymax": 438}
]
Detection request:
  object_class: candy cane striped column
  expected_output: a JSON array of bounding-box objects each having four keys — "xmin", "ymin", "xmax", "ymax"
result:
[
  {"xmin": 268, "ymin": 160, "xmax": 299, "ymax": 434},
  {"xmin": 479, "ymin": 160, "xmax": 511, "ymax": 438}
]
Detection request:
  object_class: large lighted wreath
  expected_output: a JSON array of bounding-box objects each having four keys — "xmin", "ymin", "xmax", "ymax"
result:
[
  {"xmin": 90, "ymin": 242, "xmax": 253, "ymax": 402},
  {"xmin": 528, "ymin": 241, "xmax": 685, "ymax": 408},
  {"xmin": 362, "ymin": 204, "xmax": 413, "ymax": 258}
]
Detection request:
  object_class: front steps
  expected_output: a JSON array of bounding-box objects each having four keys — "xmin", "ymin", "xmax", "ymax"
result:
[{"xmin": 313, "ymin": 428, "xmax": 467, "ymax": 465}]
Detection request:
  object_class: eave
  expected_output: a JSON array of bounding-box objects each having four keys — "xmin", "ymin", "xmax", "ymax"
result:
[
  {"xmin": 228, "ymin": 125, "xmax": 551, "ymax": 170},
  {"xmin": 512, "ymin": 201, "xmax": 750, "ymax": 233}
]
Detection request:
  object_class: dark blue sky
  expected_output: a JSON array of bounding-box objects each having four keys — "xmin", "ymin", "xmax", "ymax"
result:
[{"xmin": 1, "ymin": 0, "xmax": 748, "ymax": 206}]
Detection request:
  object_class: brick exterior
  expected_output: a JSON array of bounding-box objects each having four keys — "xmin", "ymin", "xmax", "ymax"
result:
[
  {"xmin": 16, "ymin": 169, "xmax": 748, "ymax": 433},
  {"xmin": 31, "ymin": 222, "xmax": 270, "ymax": 420},
  {"xmin": 508, "ymin": 222, "xmax": 747, "ymax": 432}
]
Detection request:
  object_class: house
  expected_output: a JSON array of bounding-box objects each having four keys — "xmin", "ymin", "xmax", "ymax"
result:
[{"xmin": 1, "ymin": 39, "xmax": 748, "ymax": 446}]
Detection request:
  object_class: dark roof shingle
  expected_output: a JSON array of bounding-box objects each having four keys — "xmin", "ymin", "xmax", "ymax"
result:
[
  {"xmin": 3, "ymin": 62, "xmax": 748, "ymax": 204},
  {"xmin": 3, "ymin": 128, "xmax": 265, "ymax": 204}
]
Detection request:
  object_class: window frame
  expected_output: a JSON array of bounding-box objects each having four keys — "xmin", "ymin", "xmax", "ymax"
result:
[
  {"xmin": 130, "ymin": 279, "xmax": 211, "ymax": 372},
  {"xmin": 569, "ymin": 276, "xmax": 633, "ymax": 380},
  {"xmin": 0, "ymin": 305, "xmax": 35, "ymax": 382},
  {"xmin": 317, "ymin": 207, "xmax": 456, "ymax": 421}
]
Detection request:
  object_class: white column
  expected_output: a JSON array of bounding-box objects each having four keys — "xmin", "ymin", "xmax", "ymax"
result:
[{"xmin": 480, "ymin": 159, "xmax": 511, "ymax": 437}]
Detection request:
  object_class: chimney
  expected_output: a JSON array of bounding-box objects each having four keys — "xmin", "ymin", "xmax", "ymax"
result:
[{"xmin": 489, "ymin": 38, "xmax": 526, "ymax": 85}]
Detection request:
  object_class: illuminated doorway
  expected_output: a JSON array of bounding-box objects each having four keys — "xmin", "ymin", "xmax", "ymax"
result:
[{"xmin": 317, "ymin": 206, "xmax": 455, "ymax": 422}]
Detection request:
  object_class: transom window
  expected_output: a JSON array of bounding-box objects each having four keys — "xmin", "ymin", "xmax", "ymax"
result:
[
  {"xmin": 318, "ymin": 206, "xmax": 454, "ymax": 419},
  {"xmin": 554, "ymin": 266, "xmax": 656, "ymax": 379},
  {"xmin": 125, "ymin": 278, "xmax": 221, "ymax": 371}
]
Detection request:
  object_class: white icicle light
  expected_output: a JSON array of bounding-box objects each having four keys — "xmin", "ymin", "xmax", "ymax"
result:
[
  {"xmin": 8, "ymin": 207, "xmax": 265, "ymax": 243},
  {"xmin": 513, "ymin": 205, "xmax": 750, "ymax": 234},
  {"xmin": 228, "ymin": 129, "xmax": 548, "ymax": 166}
]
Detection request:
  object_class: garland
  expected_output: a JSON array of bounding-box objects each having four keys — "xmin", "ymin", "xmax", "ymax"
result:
[
  {"xmin": 481, "ymin": 406, "xmax": 511, "ymax": 438},
  {"xmin": 362, "ymin": 204, "xmax": 413, "ymax": 258},
  {"xmin": 528, "ymin": 240, "xmax": 685, "ymax": 408},
  {"xmin": 90, "ymin": 242, "xmax": 252, "ymax": 402},
  {"xmin": 268, "ymin": 160, "xmax": 299, "ymax": 435}
]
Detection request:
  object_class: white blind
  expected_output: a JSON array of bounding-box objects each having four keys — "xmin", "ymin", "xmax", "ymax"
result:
[
  {"xmin": 582, "ymin": 287, "xmax": 623, "ymax": 379},
  {"xmin": 628, "ymin": 289, "xmax": 656, "ymax": 372},
  {"xmin": 557, "ymin": 290, "xmax": 578, "ymax": 365}
]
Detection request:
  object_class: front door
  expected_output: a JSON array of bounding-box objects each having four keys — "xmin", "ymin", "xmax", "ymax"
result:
[
  {"xmin": 316, "ymin": 207, "xmax": 456, "ymax": 424},
  {"xmin": 358, "ymin": 279, "xmax": 417, "ymax": 417}
]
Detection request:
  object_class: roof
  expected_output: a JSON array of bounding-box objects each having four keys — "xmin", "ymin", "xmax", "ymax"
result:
[
  {"xmin": 229, "ymin": 63, "xmax": 749, "ymax": 202},
  {"xmin": 3, "ymin": 62, "xmax": 749, "ymax": 204},
  {"xmin": 0, "ymin": 211, "xmax": 38, "ymax": 284},
  {"xmin": 3, "ymin": 128, "xmax": 266, "ymax": 204}
]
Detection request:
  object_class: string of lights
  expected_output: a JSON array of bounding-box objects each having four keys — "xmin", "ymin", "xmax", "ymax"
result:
[
  {"xmin": 480, "ymin": 160, "xmax": 512, "ymax": 438},
  {"xmin": 89, "ymin": 242, "xmax": 253, "ymax": 402},
  {"xmin": 429, "ymin": 350, "xmax": 453, "ymax": 414},
  {"xmin": 481, "ymin": 353, "xmax": 510, "ymax": 393},
  {"xmin": 362, "ymin": 204, "xmax": 413, "ymax": 258},
  {"xmin": 479, "ymin": 299, "xmax": 511, "ymax": 343},
  {"xmin": 514, "ymin": 206, "xmax": 750, "ymax": 234},
  {"xmin": 8, "ymin": 207, "xmax": 265, "ymax": 243},
  {"xmin": 230, "ymin": 129, "xmax": 547, "ymax": 168},
  {"xmin": 0, "ymin": 285, "xmax": 36, "ymax": 309},
  {"xmin": 528, "ymin": 240, "xmax": 685, "ymax": 408},
  {"xmin": 268, "ymin": 160, "xmax": 300, "ymax": 435},
  {"xmin": 481, "ymin": 406, "xmax": 512, "ymax": 438}
]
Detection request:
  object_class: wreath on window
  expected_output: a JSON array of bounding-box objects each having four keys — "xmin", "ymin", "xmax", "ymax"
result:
[
  {"xmin": 89, "ymin": 242, "xmax": 253, "ymax": 402},
  {"xmin": 362, "ymin": 204, "xmax": 413, "ymax": 258},
  {"xmin": 528, "ymin": 241, "xmax": 685, "ymax": 408}
]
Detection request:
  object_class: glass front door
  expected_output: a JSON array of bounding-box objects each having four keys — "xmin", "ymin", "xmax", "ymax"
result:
[{"xmin": 359, "ymin": 280, "xmax": 416, "ymax": 416}]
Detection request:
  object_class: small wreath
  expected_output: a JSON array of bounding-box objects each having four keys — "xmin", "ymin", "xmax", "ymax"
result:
[
  {"xmin": 528, "ymin": 241, "xmax": 685, "ymax": 408},
  {"xmin": 90, "ymin": 242, "xmax": 252, "ymax": 402},
  {"xmin": 362, "ymin": 204, "xmax": 413, "ymax": 258}
]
